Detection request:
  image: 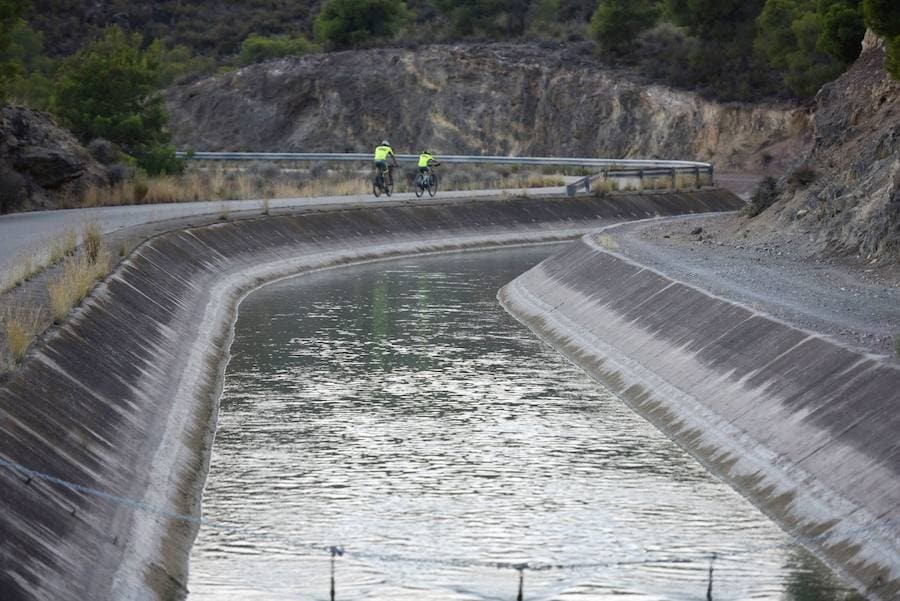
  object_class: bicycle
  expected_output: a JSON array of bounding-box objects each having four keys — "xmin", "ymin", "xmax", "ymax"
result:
[
  {"xmin": 414, "ymin": 169, "xmax": 439, "ymax": 198},
  {"xmin": 372, "ymin": 165, "xmax": 394, "ymax": 197}
]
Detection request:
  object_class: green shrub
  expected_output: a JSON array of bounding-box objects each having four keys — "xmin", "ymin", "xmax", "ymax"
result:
[
  {"xmin": 817, "ymin": 1, "xmax": 866, "ymax": 64},
  {"xmin": 434, "ymin": 0, "xmax": 529, "ymax": 37},
  {"xmin": 314, "ymin": 0, "xmax": 412, "ymax": 49},
  {"xmin": 743, "ymin": 176, "xmax": 780, "ymax": 217},
  {"xmin": 756, "ymin": 0, "xmax": 846, "ymax": 98},
  {"xmin": 0, "ymin": 0, "xmax": 30, "ymax": 100},
  {"xmin": 134, "ymin": 144, "xmax": 185, "ymax": 176},
  {"xmin": 240, "ymin": 33, "xmax": 316, "ymax": 65},
  {"xmin": 863, "ymin": 0, "xmax": 900, "ymax": 38},
  {"xmin": 54, "ymin": 27, "xmax": 168, "ymax": 152},
  {"xmin": 590, "ymin": 0, "xmax": 658, "ymax": 55},
  {"xmin": 887, "ymin": 35, "xmax": 900, "ymax": 79}
]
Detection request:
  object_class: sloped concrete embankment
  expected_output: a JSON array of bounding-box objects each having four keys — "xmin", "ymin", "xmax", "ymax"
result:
[
  {"xmin": 0, "ymin": 191, "xmax": 742, "ymax": 601},
  {"xmin": 498, "ymin": 235, "xmax": 900, "ymax": 600}
]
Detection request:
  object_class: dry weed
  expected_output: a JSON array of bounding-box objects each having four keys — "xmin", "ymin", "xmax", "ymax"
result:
[
  {"xmin": 49, "ymin": 229, "xmax": 78, "ymax": 264},
  {"xmin": 82, "ymin": 222, "xmax": 103, "ymax": 263},
  {"xmin": 48, "ymin": 249, "xmax": 112, "ymax": 323},
  {"xmin": 2, "ymin": 304, "xmax": 45, "ymax": 364}
]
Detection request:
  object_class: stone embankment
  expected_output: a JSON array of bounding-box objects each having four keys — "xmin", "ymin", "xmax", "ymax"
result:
[
  {"xmin": 499, "ymin": 233, "xmax": 900, "ymax": 601},
  {"xmin": 0, "ymin": 191, "xmax": 740, "ymax": 601}
]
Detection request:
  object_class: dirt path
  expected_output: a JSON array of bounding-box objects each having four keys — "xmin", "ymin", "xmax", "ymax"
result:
[{"xmin": 604, "ymin": 212, "xmax": 900, "ymax": 358}]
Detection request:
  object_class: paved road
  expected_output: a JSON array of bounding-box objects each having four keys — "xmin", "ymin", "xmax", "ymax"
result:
[
  {"xmin": 0, "ymin": 186, "xmax": 568, "ymax": 277},
  {"xmin": 0, "ymin": 174, "xmax": 755, "ymax": 279}
]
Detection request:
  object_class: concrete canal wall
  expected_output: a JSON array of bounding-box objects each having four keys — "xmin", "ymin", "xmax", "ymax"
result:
[
  {"xmin": 499, "ymin": 234, "xmax": 900, "ymax": 600},
  {"xmin": 0, "ymin": 191, "xmax": 741, "ymax": 601}
]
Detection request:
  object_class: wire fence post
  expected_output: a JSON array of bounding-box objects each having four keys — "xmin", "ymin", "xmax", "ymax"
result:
[
  {"xmin": 706, "ymin": 552, "xmax": 717, "ymax": 601},
  {"xmin": 330, "ymin": 546, "xmax": 343, "ymax": 601},
  {"xmin": 515, "ymin": 564, "xmax": 527, "ymax": 601}
]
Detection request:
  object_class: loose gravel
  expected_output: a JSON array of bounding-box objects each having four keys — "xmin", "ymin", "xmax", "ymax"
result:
[{"xmin": 605, "ymin": 212, "xmax": 900, "ymax": 359}]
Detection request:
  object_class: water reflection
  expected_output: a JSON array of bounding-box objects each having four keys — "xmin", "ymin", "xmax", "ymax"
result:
[{"xmin": 189, "ymin": 245, "xmax": 862, "ymax": 601}]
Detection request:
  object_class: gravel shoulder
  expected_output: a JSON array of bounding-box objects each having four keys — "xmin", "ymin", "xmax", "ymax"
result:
[{"xmin": 604, "ymin": 212, "xmax": 900, "ymax": 359}]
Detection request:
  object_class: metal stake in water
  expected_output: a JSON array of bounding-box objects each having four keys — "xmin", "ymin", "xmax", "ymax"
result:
[
  {"xmin": 330, "ymin": 546, "xmax": 344, "ymax": 601},
  {"xmin": 707, "ymin": 552, "xmax": 717, "ymax": 601},
  {"xmin": 515, "ymin": 564, "xmax": 527, "ymax": 601}
]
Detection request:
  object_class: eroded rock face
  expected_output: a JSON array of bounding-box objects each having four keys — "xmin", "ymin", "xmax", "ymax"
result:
[
  {"xmin": 748, "ymin": 34, "xmax": 900, "ymax": 262},
  {"xmin": 166, "ymin": 43, "xmax": 811, "ymax": 173},
  {"xmin": 0, "ymin": 106, "xmax": 107, "ymax": 213}
]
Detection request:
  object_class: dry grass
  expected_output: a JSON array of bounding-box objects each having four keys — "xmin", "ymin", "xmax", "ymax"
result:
[
  {"xmin": 49, "ymin": 229, "xmax": 78, "ymax": 264},
  {"xmin": 47, "ymin": 249, "xmax": 112, "ymax": 323},
  {"xmin": 0, "ymin": 252, "xmax": 39, "ymax": 292},
  {"xmin": 2, "ymin": 304, "xmax": 46, "ymax": 364},
  {"xmin": 82, "ymin": 222, "xmax": 103, "ymax": 263}
]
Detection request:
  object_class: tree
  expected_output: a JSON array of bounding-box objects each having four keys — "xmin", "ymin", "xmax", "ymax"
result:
[
  {"xmin": 314, "ymin": 0, "xmax": 412, "ymax": 49},
  {"xmin": 757, "ymin": 0, "xmax": 854, "ymax": 97},
  {"xmin": 862, "ymin": 0, "xmax": 900, "ymax": 37},
  {"xmin": 434, "ymin": 0, "xmax": 532, "ymax": 37},
  {"xmin": 664, "ymin": 0, "xmax": 777, "ymax": 100},
  {"xmin": 0, "ymin": 0, "xmax": 29, "ymax": 100},
  {"xmin": 863, "ymin": 0, "xmax": 900, "ymax": 79},
  {"xmin": 589, "ymin": 0, "xmax": 658, "ymax": 54},
  {"xmin": 817, "ymin": 0, "xmax": 865, "ymax": 63},
  {"xmin": 54, "ymin": 27, "xmax": 180, "ymax": 174},
  {"xmin": 0, "ymin": 19, "xmax": 56, "ymax": 108}
]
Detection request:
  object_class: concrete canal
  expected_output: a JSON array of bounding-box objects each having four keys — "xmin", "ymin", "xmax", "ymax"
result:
[{"xmin": 188, "ymin": 245, "xmax": 860, "ymax": 601}]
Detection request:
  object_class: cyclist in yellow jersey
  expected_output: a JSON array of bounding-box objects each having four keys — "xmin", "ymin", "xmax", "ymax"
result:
[
  {"xmin": 417, "ymin": 150, "xmax": 440, "ymax": 175},
  {"xmin": 373, "ymin": 140, "xmax": 397, "ymax": 181}
]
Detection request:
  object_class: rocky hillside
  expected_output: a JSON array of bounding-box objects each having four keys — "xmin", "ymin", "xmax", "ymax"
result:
[
  {"xmin": 166, "ymin": 43, "xmax": 810, "ymax": 173},
  {"xmin": 0, "ymin": 106, "xmax": 108, "ymax": 214},
  {"xmin": 741, "ymin": 32, "xmax": 900, "ymax": 263}
]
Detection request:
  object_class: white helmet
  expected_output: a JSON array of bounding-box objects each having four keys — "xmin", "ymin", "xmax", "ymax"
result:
[{"xmin": 381, "ymin": 140, "xmax": 390, "ymax": 147}]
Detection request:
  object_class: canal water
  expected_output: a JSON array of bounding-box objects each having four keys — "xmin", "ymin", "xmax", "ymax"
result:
[{"xmin": 188, "ymin": 245, "xmax": 862, "ymax": 601}]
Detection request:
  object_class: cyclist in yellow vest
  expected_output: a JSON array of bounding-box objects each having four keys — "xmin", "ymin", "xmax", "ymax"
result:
[
  {"xmin": 417, "ymin": 150, "xmax": 440, "ymax": 179},
  {"xmin": 373, "ymin": 140, "xmax": 397, "ymax": 182}
]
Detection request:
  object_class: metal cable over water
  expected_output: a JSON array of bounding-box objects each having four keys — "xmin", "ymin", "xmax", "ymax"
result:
[{"xmin": 1, "ymin": 455, "xmax": 891, "ymax": 599}]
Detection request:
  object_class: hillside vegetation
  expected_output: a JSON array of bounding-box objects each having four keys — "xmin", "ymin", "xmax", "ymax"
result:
[{"xmin": 3, "ymin": 0, "xmax": 899, "ymax": 104}]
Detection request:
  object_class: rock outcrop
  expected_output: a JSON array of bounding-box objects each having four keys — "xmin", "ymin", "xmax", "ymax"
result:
[
  {"xmin": 166, "ymin": 43, "xmax": 811, "ymax": 173},
  {"xmin": 0, "ymin": 106, "xmax": 108, "ymax": 214},
  {"xmin": 746, "ymin": 31, "xmax": 900, "ymax": 262}
]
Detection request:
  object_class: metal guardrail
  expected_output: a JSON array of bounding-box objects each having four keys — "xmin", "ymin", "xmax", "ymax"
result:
[{"xmin": 175, "ymin": 152, "xmax": 715, "ymax": 196}]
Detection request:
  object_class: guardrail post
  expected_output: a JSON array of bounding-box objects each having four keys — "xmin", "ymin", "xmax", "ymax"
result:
[
  {"xmin": 709, "ymin": 164, "xmax": 715, "ymax": 186},
  {"xmin": 639, "ymin": 169, "xmax": 644, "ymax": 191},
  {"xmin": 694, "ymin": 166, "xmax": 701, "ymax": 189},
  {"xmin": 671, "ymin": 168, "xmax": 677, "ymax": 190}
]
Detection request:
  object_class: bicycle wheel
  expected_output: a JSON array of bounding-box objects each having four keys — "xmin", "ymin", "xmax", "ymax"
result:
[
  {"xmin": 385, "ymin": 173, "xmax": 393, "ymax": 197},
  {"xmin": 414, "ymin": 174, "xmax": 424, "ymax": 197},
  {"xmin": 427, "ymin": 172, "xmax": 438, "ymax": 197},
  {"xmin": 373, "ymin": 175, "xmax": 381, "ymax": 197}
]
